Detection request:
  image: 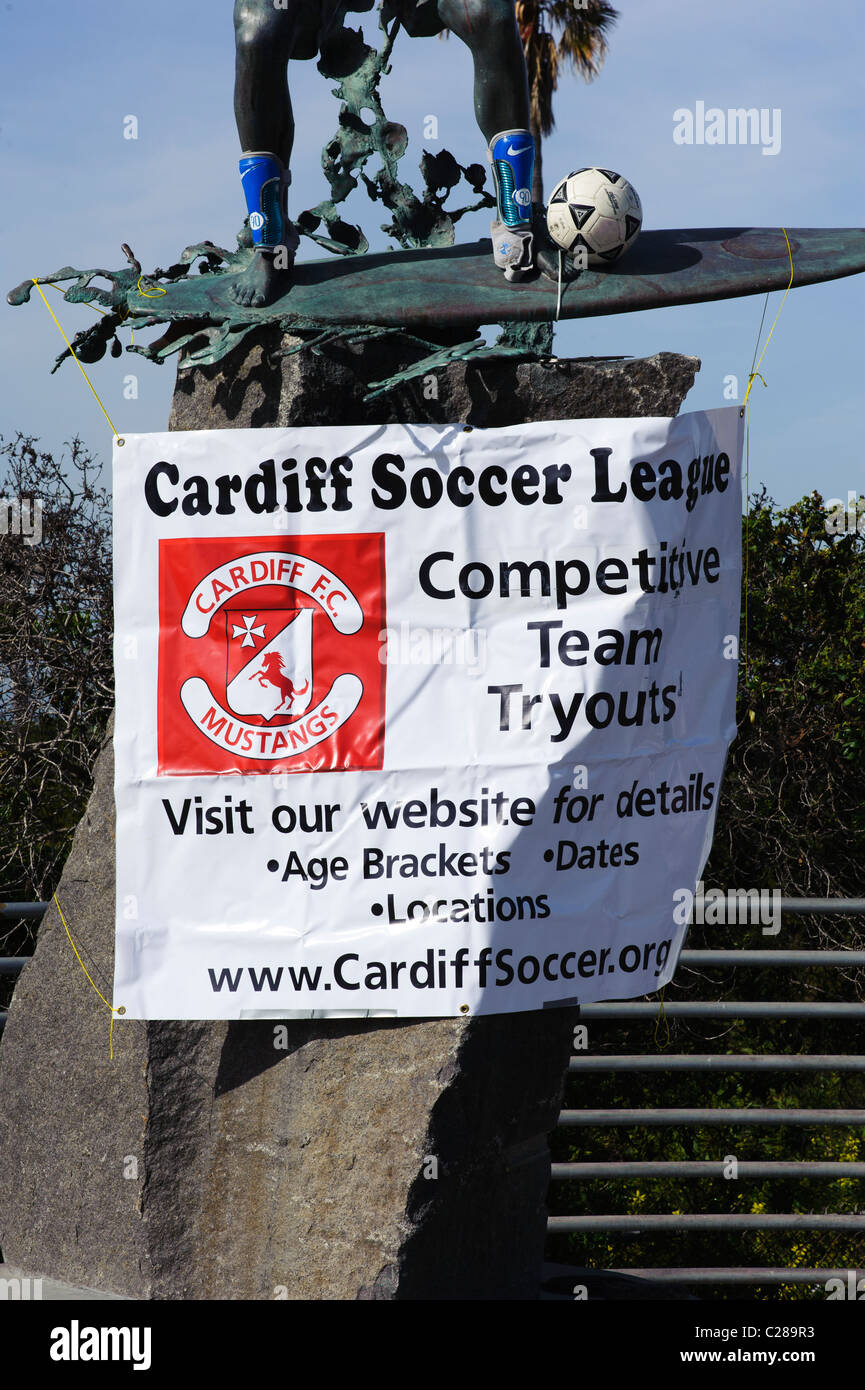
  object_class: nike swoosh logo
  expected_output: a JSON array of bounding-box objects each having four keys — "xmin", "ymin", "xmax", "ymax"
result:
[{"xmin": 507, "ymin": 144, "xmax": 532, "ymax": 156}]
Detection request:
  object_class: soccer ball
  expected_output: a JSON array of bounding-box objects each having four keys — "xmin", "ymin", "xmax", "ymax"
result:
[{"xmin": 546, "ymin": 168, "xmax": 642, "ymax": 267}]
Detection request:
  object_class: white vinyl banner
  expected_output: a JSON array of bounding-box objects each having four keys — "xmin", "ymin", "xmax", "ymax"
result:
[{"xmin": 113, "ymin": 408, "xmax": 743, "ymax": 1019}]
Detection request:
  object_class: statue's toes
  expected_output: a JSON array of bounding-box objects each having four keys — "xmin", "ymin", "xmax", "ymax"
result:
[{"xmin": 536, "ymin": 247, "xmax": 582, "ymax": 285}]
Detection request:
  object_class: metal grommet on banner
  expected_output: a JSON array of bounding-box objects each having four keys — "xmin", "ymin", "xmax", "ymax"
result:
[
  {"xmin": 116, "ymin": 438, "xmax": 126, "ymax": 447},
  {"xmin": 459, "ymin": 1004, "xmax": 470, "ymax": 1014}
]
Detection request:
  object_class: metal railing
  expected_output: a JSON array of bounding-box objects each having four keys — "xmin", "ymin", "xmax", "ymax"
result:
[
  {"xmin": 0, "ymin": 901, "xmax": 47, "ymax": 1032},
  {"xmin": 5, "ymin": 899, "xmax": 865, "ymax": 1295},
  {"xmin": 546, "ymin": 898, "xmax": 865, "ymax": 1296}
]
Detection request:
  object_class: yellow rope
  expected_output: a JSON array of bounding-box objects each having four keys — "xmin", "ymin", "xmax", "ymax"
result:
[
  {"xmin": 654, "ymin": 985, "xmax": 670, "ymax": 1049},
  {"xmin": 31, "ymin": 280, "xmax": 122, "ymax": 440},
  {"xmin": 742, "ymin": 395, "xmax": 758, "ymax": 679},
  {"xmin": 45, "ymin": 279, "xmax": 131, "ymax": 330},
  {"xmin": 136, "ymin": 276, "xmax": 167, "ymax": 299},
  {"xmin": 54, "ymin": 893, "xmax": 125, "ymax": 1060},
  {"xmin": 44, "ymin": 281, "xmax": 110, "ymax": 317},
  {"xmin": 738, "ymin": 228, "xmax": 794, "ymax": 682},
  {"xmin": 740, "ymin": 227, "xmax": 794, "ymax": 413},
  {"xmin": 131, "ymin": 275, "xmax": 167, "ymax": 339}
]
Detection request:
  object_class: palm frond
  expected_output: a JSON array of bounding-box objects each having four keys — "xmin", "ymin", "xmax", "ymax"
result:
[
  {"xmin": 547, "ymin": 0, "xmax": 618, "ymax": 79},
  {"xmin": 517, "ymin": 0, "xmax": 618, "ymax": 138}
]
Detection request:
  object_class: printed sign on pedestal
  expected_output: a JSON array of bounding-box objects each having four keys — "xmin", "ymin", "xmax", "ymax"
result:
[{"xmin": 113, "ymin": 412, "xmax": 742, "ymax": 1019}]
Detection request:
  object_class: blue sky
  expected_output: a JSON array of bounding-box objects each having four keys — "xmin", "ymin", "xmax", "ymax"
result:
[{"xmin": 1, "ymin": 0, "xmax": 863, "ymax": 508}]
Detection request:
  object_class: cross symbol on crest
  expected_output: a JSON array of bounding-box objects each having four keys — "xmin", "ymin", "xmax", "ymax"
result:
[{"xmin": 231, "ymin": 614, "xmax": 266, "ymax": 648}]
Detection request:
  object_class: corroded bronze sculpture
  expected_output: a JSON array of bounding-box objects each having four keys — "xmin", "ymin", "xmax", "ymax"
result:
[
  {"xmin": 7, "ymin": 3, "xmax": 865, "ymax": 395},
  {"xmin": 230, "ymin": 0, "xmax": 561, "ymax": 305},
  {"xmin": 10, "ymin": 228, "xmax": 865, "ymax": 396}
]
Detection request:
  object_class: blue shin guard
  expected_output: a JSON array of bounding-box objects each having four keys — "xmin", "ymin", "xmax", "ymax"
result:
[
  {"xmin": 487, "ymin": 129, "xmax": 534, "ymax": 228},
  {"xmin": 487, "ymin": 129, "xmax": 534, "ymax": 278},
  {"xmin": 239, "ymin": 151, "xmax": 290, "ymax": 248}
]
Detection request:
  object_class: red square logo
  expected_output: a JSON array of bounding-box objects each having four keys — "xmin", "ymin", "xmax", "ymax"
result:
[{"xmin": 157, "ymin": 534, "xmax": 386, "ymax": 775}]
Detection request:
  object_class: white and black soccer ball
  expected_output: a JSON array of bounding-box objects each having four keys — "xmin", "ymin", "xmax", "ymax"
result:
[{"xmin": 546, "ymin": 168, "xmax": 642, "ymax": 266}]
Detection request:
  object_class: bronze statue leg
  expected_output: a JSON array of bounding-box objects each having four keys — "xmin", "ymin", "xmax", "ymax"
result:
[
  {"xmin": 436, "ymin": 0, "xmax": 579, "ymax": 282},
  {"xmin": 434, "ymin": 0, "xmax": 530, "ymax": 143},
  {"xmin": 231, "ymin": 0, "xmax": 313, "ymax": 306},
  {"xmin": 233, "ymin": 0, "xmax": 306, "ymax": 161}
]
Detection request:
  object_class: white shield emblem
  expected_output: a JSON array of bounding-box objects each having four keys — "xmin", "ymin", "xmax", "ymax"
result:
[{"xmin": 225, "ymin": 608, "xmax": 313, "ymax": 720}]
